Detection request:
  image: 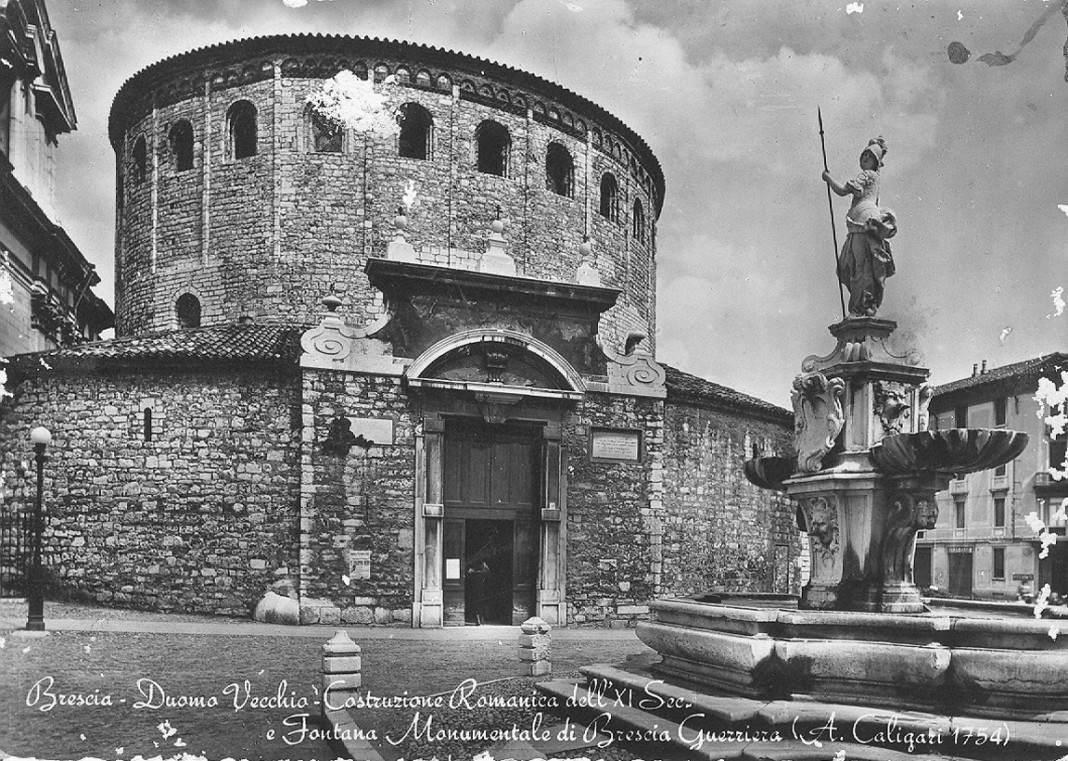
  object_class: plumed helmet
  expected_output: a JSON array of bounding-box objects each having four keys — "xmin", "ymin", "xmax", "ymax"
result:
[{"xmin": 861, "ymin": 136, "xmax": 888, "ymax": 167}]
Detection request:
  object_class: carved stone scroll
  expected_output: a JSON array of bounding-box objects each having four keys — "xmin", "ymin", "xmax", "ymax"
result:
[{"xmin": 791, "ymin": 372, "xmax": 845, "ymax": 473}]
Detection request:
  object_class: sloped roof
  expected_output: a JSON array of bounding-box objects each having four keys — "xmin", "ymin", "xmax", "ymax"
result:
[
  {"xmin": 7, "ymin": 324, "xmax": 305, "ymax": 375},
  {"xmin": 663, "ymin": 364, "xmax": 791, "ymax": 424},
  {"xmin": 933, "ymin": 352, "xmax": 1068, "ymax": 400}
]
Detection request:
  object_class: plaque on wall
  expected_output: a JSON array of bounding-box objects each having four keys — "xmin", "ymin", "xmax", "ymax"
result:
[
  {"xmin": 446, "ymin": 558, "xmax": 461, "ymax": 580},
  {"xmin": 590, "ymin": 428, "xmax": 642, "ymax": 462},
  {"xmin": 348, "ymin": 417, "xmax": 395, "ymax": 446},
  {"xmin": 349, "ymin": 549, "xmax": 372, "ymax": 580}
]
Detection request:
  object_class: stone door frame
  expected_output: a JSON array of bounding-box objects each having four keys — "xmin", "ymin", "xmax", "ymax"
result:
[{"xmin": 407, "ymin": 330, "xmax": 581, "ymax": 628}]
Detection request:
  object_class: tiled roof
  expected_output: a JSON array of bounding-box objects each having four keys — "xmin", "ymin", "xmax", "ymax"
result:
[
  {"xmin": 7, "ymin": 324, "xmax": 306, "ymax": 374},
  {"xmin": 934, "ymin": 353, "xmax": 1068, "ymax": 398},
  {"xmin": 663, "ymin": 364, "xmax": 791, "ymax": 424}
]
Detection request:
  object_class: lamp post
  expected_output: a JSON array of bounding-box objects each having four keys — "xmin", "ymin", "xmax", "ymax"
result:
[{"xmin": 26, "ymin": 426, "xmax": 51, "ymax": 631}]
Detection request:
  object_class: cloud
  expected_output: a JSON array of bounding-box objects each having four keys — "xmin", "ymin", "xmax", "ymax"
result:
[{"xmin": 283, "ymin": 0, "xmax": 309, "ymax": 7}]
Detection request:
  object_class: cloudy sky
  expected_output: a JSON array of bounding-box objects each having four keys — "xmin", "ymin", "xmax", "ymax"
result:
[{"xmin": 47, "ymin": 0, "xmax": 1068, "ymax": 407}]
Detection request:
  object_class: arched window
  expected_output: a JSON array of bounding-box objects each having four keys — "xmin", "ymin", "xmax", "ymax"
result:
[
  {"xmin": 132, "ymin": 135, "xmax": 147, "ymax": 183},
  {"xmin": 228, "ymin": 100, "xmax": 257, "ymax": 159},
  {"xmin": 599, "ymin": 173, "xmax": 619, "ymax": 221},
  {"xmin": 308, "ymin": 108, "xmax": 342, "ymax": 153},
  {"xmin": 545, "ymin": 143, "xmax": 573, "ymax": 197},
  {"xmin": 398, "ymin": 103, "xmax": 433, "ymax": 160},
  {"xmin": 169, "ymin": 120, "xmax": 194, "ymax": 171},
  {"xmin": 176, "ymin": 293, "xmax": 201, "ymax": 329},
  {"xmin": 632, "ymin": 199, "xmax": 646, "ymax": 244},
  {"xmin": 475, "ymin": 120, "xmax": 510, "ymax": 177}
]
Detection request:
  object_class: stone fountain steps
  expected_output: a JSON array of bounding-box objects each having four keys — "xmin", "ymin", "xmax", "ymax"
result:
[{"xmin": 536, "ymin": 662, "xmax": 1068, "ymax": 761}]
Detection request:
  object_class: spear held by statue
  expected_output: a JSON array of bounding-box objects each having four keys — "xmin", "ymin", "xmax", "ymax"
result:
[{"xmin": 818, "ymin": 108, "xmax": 847, "ymax": 320}]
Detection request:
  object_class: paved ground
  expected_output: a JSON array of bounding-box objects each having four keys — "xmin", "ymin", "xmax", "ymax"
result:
[{"xmin": 0, "ymin": 600, "xmax": 654, "ymax": 761}]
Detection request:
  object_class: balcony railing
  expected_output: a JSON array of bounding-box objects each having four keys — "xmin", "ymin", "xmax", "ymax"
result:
[
  {"xmin": 949, "ymin": 478, "xmax": 968, "ymax": 495},
  {"xmin": 1035, "ymin": 471, "xmax": 1068, "ymax": 497}
]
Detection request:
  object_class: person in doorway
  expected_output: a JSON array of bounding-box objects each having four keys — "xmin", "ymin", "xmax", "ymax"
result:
[{"xmin": 466, "ymin": 558, "xmax": 490, "ymax": 625}]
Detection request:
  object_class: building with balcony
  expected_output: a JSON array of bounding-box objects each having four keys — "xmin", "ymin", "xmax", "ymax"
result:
[
  {"xmin": 0, "ymin": 34, "xmax": 798, "ymax": 626},
  {"xmin": 0, "ymin": 0, "xmax": 113, "ymax": 358},
  {"xmin": 917, "ymin": 354, "xmax": 1068, "ymax": 599}
]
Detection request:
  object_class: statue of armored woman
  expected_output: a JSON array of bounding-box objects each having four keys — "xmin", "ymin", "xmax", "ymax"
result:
[{"xmin": 822, "ymin": 137, "xmax": 898, "ymax": 318}]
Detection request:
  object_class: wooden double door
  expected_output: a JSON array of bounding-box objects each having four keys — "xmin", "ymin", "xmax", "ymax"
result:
[{"xmin": 442, "ymin": 420, "xmax": 541, "ymax": 626}]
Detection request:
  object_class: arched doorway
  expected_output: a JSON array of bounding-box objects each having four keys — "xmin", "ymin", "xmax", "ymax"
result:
[{"xmin": 406, "ymin": 329, "xmax": 584, "ymax": 627}]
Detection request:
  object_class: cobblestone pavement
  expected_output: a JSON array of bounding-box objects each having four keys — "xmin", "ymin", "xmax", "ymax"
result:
[{"xmin": 0, "ymin": 601, "xmax": 654, "ymax": 761}]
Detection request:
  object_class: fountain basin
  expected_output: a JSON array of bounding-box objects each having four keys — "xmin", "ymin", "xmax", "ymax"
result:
[
  {"xmin": 636, "ymin": 597, "xmax": 1068, "ymax": 721},
  {"xmin": 870, "ymin": 428, "xmax": 1029, "ymax": 475}
]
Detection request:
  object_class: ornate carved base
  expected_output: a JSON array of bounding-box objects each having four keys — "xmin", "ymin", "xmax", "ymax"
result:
[{"xmin": 789, "ymin": 473, "xmax": 948, "ymax": 613}]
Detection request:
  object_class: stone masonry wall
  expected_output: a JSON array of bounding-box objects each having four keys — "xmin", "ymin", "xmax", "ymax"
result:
[
  {"xmin": 299, "ymin": 369, "xmax": 417, "ymax": 625},
  {"xmin": 661, "ymin": 402, "xmax": 800, "ymax": 596},
  {"xmin": 0, "ymin": 366, "xmax": 301, "ymax": 615},
  {"xmin": 112, "ymin": 45, "xmax": 659, "ymax": 350},
  {"xmin": 563, "ymin": 392, "xmax": 664, "ymax": 627}
]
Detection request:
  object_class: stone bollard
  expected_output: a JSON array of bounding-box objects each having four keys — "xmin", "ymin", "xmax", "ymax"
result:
[
  {"xmin": 321, "ymin": 630, "xmax": 361, "ymax": 718},
  {"xmin": 518, "ymin": 616, "xmax": 551, "ymax": 676}
]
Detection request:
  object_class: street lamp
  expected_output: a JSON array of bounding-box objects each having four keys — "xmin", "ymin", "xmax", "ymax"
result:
[{"xmin": 26, "ymin": 426, "xmax": 51, "ymax": 631}]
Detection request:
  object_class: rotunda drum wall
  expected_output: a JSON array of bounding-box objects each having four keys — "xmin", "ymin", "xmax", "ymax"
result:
[{"xmin": 111, "ymin": 38, "xmax": 662, "ymax": 347}]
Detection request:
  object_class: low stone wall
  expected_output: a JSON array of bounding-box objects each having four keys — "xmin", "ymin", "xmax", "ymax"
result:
[
  {"xmin": 661, "ymin": 400, "xmax": 800, "ymax": 597},
  {"xmin": 0, "ymin": 366, "xmax": 302, "ymax": 616}
]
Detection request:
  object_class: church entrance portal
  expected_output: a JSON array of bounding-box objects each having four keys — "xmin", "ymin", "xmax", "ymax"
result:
[{"xmin": 442, "ymin": 421, "xmax": 539, "ymax": 625}]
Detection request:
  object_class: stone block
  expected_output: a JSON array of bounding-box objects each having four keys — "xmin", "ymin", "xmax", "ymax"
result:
[
  {"xmin": 517, "ymin": 660, "xmax": 552, "ymax": 677},
  {"xmin": 254, "ymin": 591, "xmax": 300, "ymax": 625},
  {"xmin": 517, "ymin": 632, "xmax": 551, "ymax": 648},
  {"xmin": 518, "ymin": 645, "xmax": 551, "ymax": 661},
  {"xmin": 323, "ymin": 673, "xmax": 362, "ymax": 692},
  {"xmin": 337, "ymin": 606, "xmax": 365, "ymax": 624},
  {"xmin": 323, "ymin": 655, "xmax": 362, "ymax": 673}
]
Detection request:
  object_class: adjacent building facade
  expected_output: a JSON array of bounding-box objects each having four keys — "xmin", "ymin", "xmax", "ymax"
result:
[
  {"xmin": 0, "ymin": 0, "xmax": 112, "ymax": 357},
  {"xmin": 1, "ymin": 35, "xmax": 797, "ymax": 626},
  {"xmin": 917, "ymin": 354, "xmax": 1068, "ymax": 599}
]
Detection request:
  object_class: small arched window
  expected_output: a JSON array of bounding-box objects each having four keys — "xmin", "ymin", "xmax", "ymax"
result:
[
  {"xmin": 169, "ymin": 120, "xmax": 194, "ymax": 171},
  {"xmin": 545, "ymin": 143, "xmax": 573, "ymax": 198},
  {"xmin": 228, "ymin": 100, "xmax": 257, "ymax": 159},
  {"xmin": 398, "ymin": 103, "xmax": 433, "ymax": 160},
  {"xmin": 308, "ymin": 108, "xmax": 342, "ymax": 153},
  {"xmin": 176, "ymin": 293, "xmax": 201, "ymax": 329},
  {"xmin": 632, "ymin": 199, "xmax": 646, "ymax": 244},
  {"xmin": 475, "ymin": 120, "xmax": 510, "ymax": 177},
  {"xmin": 599, "ymin": 173, "xmax": 619, "ymax": 221},
  {"xmin": 143, "ymin": 408, "xmax": 153, "ymax": 442},
  {"xmin": 132, "ymin": 135, "xmax": 147, "ymax": 183}
]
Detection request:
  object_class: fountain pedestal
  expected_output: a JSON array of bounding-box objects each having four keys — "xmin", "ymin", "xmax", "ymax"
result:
[
  {"xmin": 536, "ymin": 319, "xmax": 1059, "ymax": 758},
  {"xmin": 789, "ymin": 471, "xmax": 946, "ymax": 613}
]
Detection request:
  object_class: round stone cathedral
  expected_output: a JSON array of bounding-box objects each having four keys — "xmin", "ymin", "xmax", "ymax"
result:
[
  {"xmin": 2, "ymin": 35, "xmax": 796, "ymax": 628},
  {"xmin": 109, "ymin": 34, "xmax": 662, "ymax": 354}
]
